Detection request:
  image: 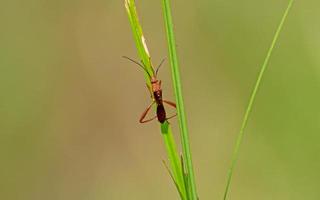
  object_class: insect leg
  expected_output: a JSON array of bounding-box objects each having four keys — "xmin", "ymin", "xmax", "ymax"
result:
[
  {"xmin": 166, "ymin": 113, "xmax": 177, "ymax": 120},
  {"xmin": 155, "ymin": 58, "xmax": 166, "ymax": 76},
  {"xmin": 163, "ymin": 100, "xmax": 176, "ymax": 108},
  {"xmin": 163, "ymin": 100, "xmax": 177, "ymax": 120},
  {"xmin": 139, "ymin": 101, "xmax": 157, "ymax": 123}
]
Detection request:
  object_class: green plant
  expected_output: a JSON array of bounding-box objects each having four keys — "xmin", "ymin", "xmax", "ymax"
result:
[
  {"xmin": 223, "ymin": 0, "xmax": 294, "ymax": 199},
  {"xmin": 124, "ymin": 0, "xmax": 196, "ymax": 199},
  {"xmin": 162, "ymin": 0, "xmax": 198, "ymax": 199},
  {"xmin": 124, "ymin": 0, "xmax": 294, "ymax": 199}
]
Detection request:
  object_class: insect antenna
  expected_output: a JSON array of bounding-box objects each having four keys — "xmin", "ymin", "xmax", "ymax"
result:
[
  {"xmin": 155, "ymin": 58, "xmax": 166, "ymax": 76},
  {"xmin": 122, "ymin": 56, "xmax": 152, "ymax": 78}
]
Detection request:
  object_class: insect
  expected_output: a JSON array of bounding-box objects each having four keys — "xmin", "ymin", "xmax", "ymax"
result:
[{"xmin": 123, "ymin": 56, "xmax": 176, "ymax": 123}]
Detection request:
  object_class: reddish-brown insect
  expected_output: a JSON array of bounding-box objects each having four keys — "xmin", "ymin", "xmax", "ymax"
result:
[{"xmin": 123, "ymin": 56, "xmax": 176, "ymax": 123}]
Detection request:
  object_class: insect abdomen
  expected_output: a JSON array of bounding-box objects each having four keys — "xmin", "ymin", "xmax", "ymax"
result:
[{"xmin": 157, "ymin": 104, "xmax": 166, "ymax": 123}]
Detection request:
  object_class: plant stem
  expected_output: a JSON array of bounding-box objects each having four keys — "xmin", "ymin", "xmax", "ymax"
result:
[
  {"xmin": 223, "ymin": 1, "xmax": 294, "ymax": 199},
  {"xmin": 162, "ymin": 0, "xmax": 198, "ymax": 199},
  {"xmin": 125, "ymin": 0, "xmax": 188, "ymax": 199},
  {"xmin": 125, "ymin": 0, "xmax": 154, "ymax": 83},
  {"xmin": 162, "ymin": 122, "xmax": 187, "ymax": 200}
]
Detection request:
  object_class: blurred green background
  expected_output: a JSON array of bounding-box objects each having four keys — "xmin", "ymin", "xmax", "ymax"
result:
[{"xmin": 1, "ymin": 0, "xmax": 319, "ymax": 199}]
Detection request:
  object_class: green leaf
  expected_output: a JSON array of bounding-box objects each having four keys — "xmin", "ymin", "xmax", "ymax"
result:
[
  {"xmin": 124, "ymin": 1, "xmax": 188, "ymax": 199},
  {"xmin": 162, "ymin": 160, "xmax": 185, "ymax": 200},
  {"xmin": 223, "ymin": 1, "xmax": 294, "ymax": 199},
  {"xmin": 161, "ymin": 122, "xmax": 187, "ymax": 199},
  {"xmin": 124, "ymin": 0, "xmax": 154, "ymax": 84},
  {"xmin": 162, "ymin": 0, "xmax": 198, "ymax": 199}
]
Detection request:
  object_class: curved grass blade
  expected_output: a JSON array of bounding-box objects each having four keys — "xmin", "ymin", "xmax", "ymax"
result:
[
  {"xmin": 223, "ymin": 1, "xmax": 294, "ymax": 199},
  {"xmin": 162, "ymin": 160, "xmax": 185, "ymax": 200}
]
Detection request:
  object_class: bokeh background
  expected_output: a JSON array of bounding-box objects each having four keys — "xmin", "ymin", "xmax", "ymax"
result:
[{"xmin": 1, "ymin": 0, "xmax": 319, "ymax": 199}]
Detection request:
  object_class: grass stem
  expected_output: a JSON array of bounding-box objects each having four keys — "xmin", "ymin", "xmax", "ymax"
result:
[
  {"xmin": 223, "ymin": 1, "xmax": 294, "ymax": 199},
  {"xmin": 125, "ymin": 0, "xmax": 188, "ymax": 199},
  {"xmin": 162, "ymin": 0, "xmax": 198, "ymax": 199}
]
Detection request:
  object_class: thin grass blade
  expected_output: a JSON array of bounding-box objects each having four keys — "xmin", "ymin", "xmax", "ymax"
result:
[
  {"xmin": 223, "ymin": 1, "xmax": 294, "ymax": 199},
  {"xmin": 124, "ymin": 1, "xmax": 187, "ymax": 199},
  {"xmin": 162, "ymin": 160, "xmax": 185, "ymax": 200},
  {"xmin": 161, "ymin": 122, "xmax": 187, "ymax": 199},
  {"xmin": 124, "ymin": 0, "xmax": 154, "ymax": 83},
  {"xmin": 162, "ymin": 0, "xmax": 198, "ymax": 199}
]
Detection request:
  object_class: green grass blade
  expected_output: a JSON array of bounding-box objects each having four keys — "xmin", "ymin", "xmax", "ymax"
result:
[
  {"xmin": 124, "ymin": 1, "xmax": 187, "ymax": 199},
  {"xmin": 162, "ymin": 160, "xmax": 185, "ymax": 199},
  {"xmin": 162, "ymin": 122, "xmax": 187, "ymax": 200},
  {"xmin": 125, "ymin": 0, "xmax": 154, "ymax": 83},
  {"xmin": 162, "ymin": 0, "xmax": 198, "ymax": 199},
  {"xmin": 223, "ymin": 1, "xmax": 294, "ymax": 199}
]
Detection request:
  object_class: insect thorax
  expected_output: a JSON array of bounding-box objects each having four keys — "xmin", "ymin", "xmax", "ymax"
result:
[{"xmin": 153, "ymin": 90, "xmax": 162, "ymax": 104}]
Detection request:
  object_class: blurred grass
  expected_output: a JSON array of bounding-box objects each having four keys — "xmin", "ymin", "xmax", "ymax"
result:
[
  {"xmin": 223, "ymin": 1, "xmax": 294, "ymax": 199},
  {"xmin": 1, "ymin": 0, "xmax": 320, "ymax": 200}
]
